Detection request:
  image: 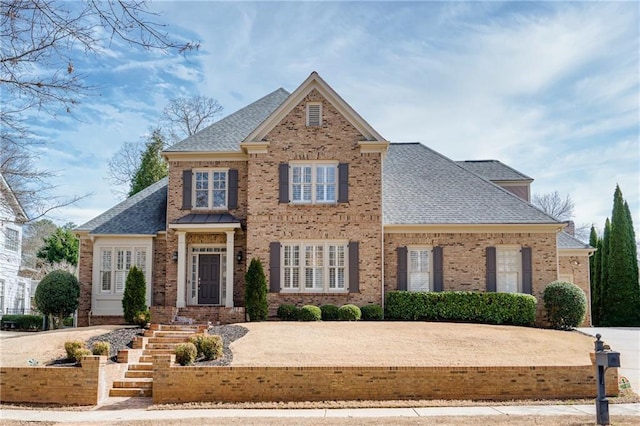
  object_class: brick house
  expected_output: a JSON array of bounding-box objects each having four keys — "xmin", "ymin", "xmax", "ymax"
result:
[{"xmin": 75, "ymin": 72, "xmax": 593, "ymax": 327}]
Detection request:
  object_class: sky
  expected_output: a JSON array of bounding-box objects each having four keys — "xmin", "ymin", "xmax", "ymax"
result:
[{"xmin": 23, "ymin": 1, "xmax": 640, "ymax": 241}]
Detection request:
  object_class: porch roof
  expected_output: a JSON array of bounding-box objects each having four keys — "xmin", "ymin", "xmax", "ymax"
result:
[{"xmin": 171, "ymin": 213, "xmax": 240, "ymax": 225}]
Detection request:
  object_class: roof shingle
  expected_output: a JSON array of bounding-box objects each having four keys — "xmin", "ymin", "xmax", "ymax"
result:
[{"xmin": 456, "ymin": 160, "xmax": 532, "ymax": 181}]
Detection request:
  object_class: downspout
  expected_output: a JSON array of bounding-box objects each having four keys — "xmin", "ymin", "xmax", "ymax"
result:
[{"xmin": 380, "ymin": 153, "xmax": 385, "ymax": 314}]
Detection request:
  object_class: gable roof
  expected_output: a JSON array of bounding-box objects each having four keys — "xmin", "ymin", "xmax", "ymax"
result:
[
  {"xmin": 456, "ymin": 160, "xmax": 532, "ymax": 182},
  {"xmin": 243, "ymin": 72, "xmax": 387, "ymax": 144},
  {"xmin": 0, "ymin": 172, "xmax": 27, "ymax": 222},
  {"xmin": 383, "ymin": 143, "xmax": 560, "ymax": 225},
  {"xmin": 164, "ymin": 88, "xmax": 290, "ymax": 153},
  {"xmin": 75, "ymin": 178, "xmax": 167, "ymax": 235}
]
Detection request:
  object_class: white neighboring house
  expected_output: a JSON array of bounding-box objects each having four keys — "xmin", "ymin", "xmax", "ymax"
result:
[{"xmin": 0, "ymin": 173, "xmax": 30, "ymax": 315}]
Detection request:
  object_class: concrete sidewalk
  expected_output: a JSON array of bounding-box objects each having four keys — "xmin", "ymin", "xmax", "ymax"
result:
[{"xmin": 1, "ymin": 403, "xmax": 639, "ymax": 423}]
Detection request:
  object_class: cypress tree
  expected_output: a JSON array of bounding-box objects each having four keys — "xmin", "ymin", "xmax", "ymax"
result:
[
  {"xmin": 245, "ymin": 258, "xmax": 268, "ymax": 321},
  {"xmin": 592, "ymin": 237, "xmax": 602, "ymax": 325},
  {"xmin": 624, "ymin": 201, "xmax": 639, "ymax": 281},
  {"xmin": 603, "ymin": 186, "xmax": 640, "ymax": 325},
  {"xmin": 589, "ymin": 226, "xmax": 600, "ymax": 325},
  {"xmin": 599, "ymin": 218, "xmax": 611, "ymax": 324}
]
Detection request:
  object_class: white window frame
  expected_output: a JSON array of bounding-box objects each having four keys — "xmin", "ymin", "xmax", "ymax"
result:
[
  {"xmin": 281, "ymin": 240, "xmax": 348, "ymax": 293},
  {"xmin": 290, "ymin": 162, "xmax": 337, "ymax": 204},
  {"xmin": 193, "ymin": 168, "xmax": 228, "ymax": 210},
  {"xmin": 306, "ymin": 102, "xmax": 322, "ymax": 126},
  {"xmin": 4, "ymin": 228, "xmax": 19, "ymax": 252},
  {"xmin": 407, "ymin": 246, "xmax": 432, "ymax": 292},
  {"xmin": 496, "ymin": 246, "xmax": 522, "ymax": 293}
]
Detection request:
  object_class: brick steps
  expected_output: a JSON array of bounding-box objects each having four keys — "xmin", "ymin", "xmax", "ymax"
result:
[{"xmin": 108, "ymin": 323, "xmax": 202, "ymax": 397}]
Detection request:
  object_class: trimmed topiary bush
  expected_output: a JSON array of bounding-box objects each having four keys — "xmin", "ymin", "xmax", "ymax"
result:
[
  {"xmin": 245, "ymin": 258, "xmax": 268, "ymax": 321},
  {"xmin": 175, "ymin": 342, "xmax": 197, "ymax": 366},
  {"xmin": 91, "ymin": 341, "xmax": 110, "ymax": 356},
  {"xmin": 384, "ymin": 291, "xmax": 537, "ymax": 327},
  {"xmin": 299, "ymin": 305, "xmax": 322, "ymax": 321},
  {"xmin": 360, "ymin": 304, "xmax": 383, "ymax": 321},
  {"xmin": 543, "ymin": 281, "xmax": 587, "ymax": 330},
  {"xmin": 338, "ymin": 304, "xmax": 362, "ymax": 321},
  {"xmin": 65, "ymin": 340, "xmax": 85, "ymax": 360},
  {"xmin": 277, "ymin": 304, "xmax": 299, "ymax": 321},
  {"xmin": 320, "ymin": 304, "xmax": 339, "ymax": 321},
  {"xmin": 34, "ymin": 270, "xmax": 80, "ymax": 329},
  {"xmin": 122, "ymin": 266, "xmax": 147, "ymax": 324}
]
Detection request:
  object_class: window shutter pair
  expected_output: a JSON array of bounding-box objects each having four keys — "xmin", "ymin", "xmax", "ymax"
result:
[
  {"xmin": 396, "ymin": 246, "xmax": 444, "ymax": 291},
  {"xmin": 268, "ymin": 241, "xmax": 360, "ymax": 293},
  {"xmin": 278, "ymin": 163, "xmax": 349, "ymax": 203},
  {"xmin": 182, "ymin": 169, "xmax": 238, "ymax": 210},
  {"xmin": 485, "ymin": 246, "xmax": 532, "ymax": 294}
]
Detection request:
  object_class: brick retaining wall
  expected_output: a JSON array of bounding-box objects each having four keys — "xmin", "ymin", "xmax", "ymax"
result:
[
  {"xmin": 0, "ymin": 356, "xmax": 108, "ymax": 405},
  {"xmin": 152, "ymin": 354, "xmax": 618, "ymax": 404}
]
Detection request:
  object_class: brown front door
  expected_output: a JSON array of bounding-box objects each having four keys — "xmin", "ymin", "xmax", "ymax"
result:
[{"xmin": 198, "ymin": 254, "xmax": 220, "ymax": 305}]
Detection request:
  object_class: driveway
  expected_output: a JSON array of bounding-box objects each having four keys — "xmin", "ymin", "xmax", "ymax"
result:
[{"xmin": 578, "ymin": 327, "xmax": 640, "ymax": 394}]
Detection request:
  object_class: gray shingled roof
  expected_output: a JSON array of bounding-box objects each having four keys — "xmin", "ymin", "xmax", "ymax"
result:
[
  {"xmin": 383, "ymin": 143, "xmax": 560, "ymax": 225},
  {"xmin": 456, "ymin": 160, "xmax": 532, "ymax": 181},
  {"xmin": 557, "ymin": 231, "xmax": 592, "ymax": 250},
  {"xmin": 75, "ymin": 178, "xmax": 167, "ymax": 235},
  {"xmin": 164, "ymin": 88, "xmax": 290, "ymax": 152}
]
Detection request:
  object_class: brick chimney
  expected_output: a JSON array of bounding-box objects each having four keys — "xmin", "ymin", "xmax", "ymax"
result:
[{"xmin": 563, "ymin": 220, "xmax": 575, "ymax": 236}]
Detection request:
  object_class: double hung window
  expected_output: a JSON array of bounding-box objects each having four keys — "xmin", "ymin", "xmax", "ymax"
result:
[
  {"xmin": 194, "ymin": 170, "xmax": 227, "ymax": 209},
  {"xmin": 281, "ymin": 241, "xmax": 347, "ymax": 292},
  {"xmin": 496, "ymin": 246, "xmax": 521, "ymax": 293},
  {"xmin": 100, "ymin": 247, "xmax": 147, "ymax": 294},
  {"xmin": 4, "ymin": 228, "xmax": 19, "ymax": 252},
  {"xmin": 290, "ymin": 163, "xmax": 336, "ymax": 204},
  {"xmin": 408, "ymin": 247, "xmax": 431, "ymax": 292}
]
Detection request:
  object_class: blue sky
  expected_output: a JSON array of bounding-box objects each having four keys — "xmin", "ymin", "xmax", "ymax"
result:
[{"xmin": 30, "ymin": 1, "xmax": 639, "ymax": 240}]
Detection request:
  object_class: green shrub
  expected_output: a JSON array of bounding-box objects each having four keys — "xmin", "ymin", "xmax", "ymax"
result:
[
  {"xmin": 0, "ymin": 314, "xmax": 43, "ymax": 330},
  {"xmin": 320, "ymin": 304, "xmax": 339, "ymax": 321},
  {"xmin": 122, "ymin": 266, "xmax": 147, "ymax": 324},
  {"xmin": 299, "ymin": 305, "xmax": 322, "ymax": 321},
  {"xmin": 91, "ymin": 341, "xmax": 110, "ymax": 356},
  {"xmin": 62, "ymin": 316, "xmax": 74, "ymax": 327},
  {"xmin": 34, "ymin": 270, "xmax": 80, "ymax": 329},
  {"xmin": 338, "ymin": 304, "xmax": 361, "ymax": 321},
  {"xmin": 175, "ymin": 342, "xmax": 197, "ymax": 366},
  {"xmin": 65, "ymin": 340, "xmax": 85, "ymax": 360},
  {"xmin": 277, "ymin": 304, "xmax": 299, "ymax": 321},
  {"xmin": 384, "ymin": 291, "xmax": 536, "ymax": 327},
  {"xmin": 133, "ymin": 310, "xmax": 150, "ymax": 328},
  {"xmin": 74, "ymin": 348, "xmax": 93, "ymax": 364},
  {"xmin": 245, "ymin": 258, "xmax": 268, "ymax": 321},
  {"xmin": 360, "ymin": 304, "xmax": 383, "ymax": 321},
  {"xmin": 200, "ymin": 335, "xmax": 223, "ymax": 360},
  {"xmin": 543, "ymin": 281, "xmax": 587, "ymax": 330}
]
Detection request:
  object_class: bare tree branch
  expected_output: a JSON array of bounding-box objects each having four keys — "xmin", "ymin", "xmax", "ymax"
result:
[
  {"xmin": 532, "ymin": 191, "xmax": 575, "ymax": 221},
  {"xmin": 162, "ymin": 96, "xmax": 223, "ymax": 142}
]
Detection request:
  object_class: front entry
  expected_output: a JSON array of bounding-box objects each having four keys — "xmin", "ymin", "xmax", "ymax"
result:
[{"xmin": 198, "ymin": 254, "xmax": 220, "ymax": 305}]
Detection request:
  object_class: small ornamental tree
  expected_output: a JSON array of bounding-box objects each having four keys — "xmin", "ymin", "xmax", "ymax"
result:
[
  {"xmin": 122, "ymin": 266, "xmax": 147, "ymax": 324},
  {"xmin": 245, "ymin": 258, "xmax": 268, "ymax": 321},
  {"xmin": 34, "ymin": 270, "xmax": 80, "ymax": 329}
]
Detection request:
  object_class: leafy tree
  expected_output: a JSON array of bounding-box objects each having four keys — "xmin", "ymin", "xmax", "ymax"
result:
[
  {"xmin": 1, "ymin": 0, "xmax": 197, "ymax": 216},
  {"xmin": 36, "ymin": 223, "xmax": 79, "ymax": 266},
  {"xmin": 602, "ymin": 185, "xmax": 640, "ymax": 326},
  {"xmin": 245, "ymin": 258, "xmax": 268, "ymax": 321},
  {"xmin": 34, "ymin": 270, "xmax": 79, "ymax": 329},
  {"xmin": 122, "ymin": 266, "xmax": 147, "ymax": 324},
  {"xmin": 21, "ymin": 219, "xmax": 58, "ymax": 268},
  {"xmin": 128, "ymin": 129, "xmax": 168, "ymax": 197}
]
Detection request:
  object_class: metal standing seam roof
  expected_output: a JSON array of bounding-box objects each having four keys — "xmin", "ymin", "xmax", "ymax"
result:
[
  {"xmin": 455, "ymin": 160, "xmax": 532, "ymax": 181},
  {"xmin": 383, "ymin": 143, "xmax": 560, "ymax": 225},
  {"xmin": 172, "ymin": 213, "xmax": 240, "ymax": 225},
  {"xmin": 75, "ymin": 178, "xmax": 167, "ymax": 235},
  {"xmin": 164, "ymin": 88, "xmax": 290, "ymax": 153}
]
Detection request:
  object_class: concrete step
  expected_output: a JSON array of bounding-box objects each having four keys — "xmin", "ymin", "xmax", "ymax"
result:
[
  {"xmin": 113, "ymin": 378, "xmax": 152, "ymax": 389},
  {"xmin": 143, "ymin": 348, "xmax": 176, "ymax": 355},
  {"xmin": 158, "ymin": 324, "xmax": 202, "ymax": 332},
  {"xmin": 146, "ymin": 343, "xmax": 184, "ymax": 350},
  {"xmin": 128, "ymin": 363, "xmax": 153, "ymax": 371},
  {"xmin": 125, "ymin": 370, "xmax": 153, "ymax": 379},
  {"xmin": 139, "ymin": 355, "xmax": 154, "ymax": 363},
  {"xmin": 148, "ymin": 337, "xmax": 191, "ymax": 344},
  {"xmin": 152, "ymin": 331, "xmax": 198, "ymax": 338},
  {"xmin": 109, "ymin": 388, "xmax": 152, "ymax": 397}
]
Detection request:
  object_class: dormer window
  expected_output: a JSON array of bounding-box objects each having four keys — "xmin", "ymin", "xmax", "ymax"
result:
[{"xmin": 306, "ymin": 103, "xmax": 322, "ymax": 126}]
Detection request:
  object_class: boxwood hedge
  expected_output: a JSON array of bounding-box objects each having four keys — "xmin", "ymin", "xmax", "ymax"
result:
[
  {"xmin": 0, "ymin": 314, "xmax": 43, "ymax": 330},
  {"xmin": 385, "ymin": 291, "xmax": 536, "ymax": 326}
]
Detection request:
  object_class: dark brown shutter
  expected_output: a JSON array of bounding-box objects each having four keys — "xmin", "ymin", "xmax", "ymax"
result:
[
  {"xmin": 278, "ymin": 163, "xmax": 289, "ymax": 203},
  {"xmin": 433, "ymin": 246, "xmax": 443, "ymax": 292},
  {"xmin": 486, "ymin": 247, "xmax": 496, "ymax": 292},
  {"xmin": 228, "ymin": 169, "xmax": 238, "ymax": 210},
  {"xmin": 269, "ymin": 242, "xmax": 281, "ymax": 293},
  {"xmin": 348, "ymin": 242, "xmax": 359, "ymax": 293},
  {"xmin": 521, "ymin": 246, "xmax": 532, "ymax": 295},
  {"xmin": 182, "ymin": 169, "xmax": 192, "ymax": 210},
  {"xmin": 338, "ymin": 163, "xmax": 349, "ymax": 203},
  {"xmin": 397, "ymin": 246, "xmax": 408, "ymax": 291}
]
